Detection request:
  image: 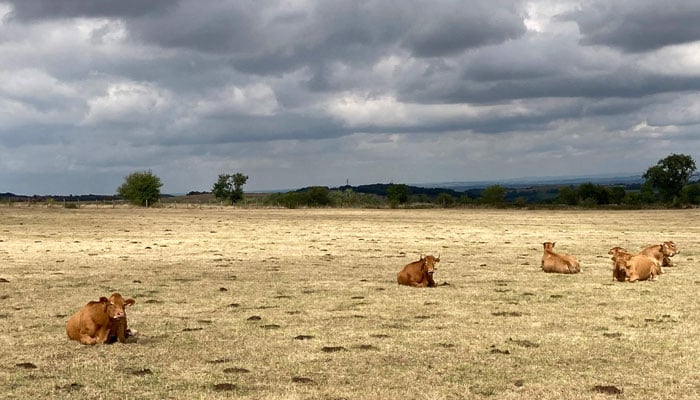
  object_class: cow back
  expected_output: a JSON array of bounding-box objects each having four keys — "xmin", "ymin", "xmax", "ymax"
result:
[{"xmin": 624, "ymin": 255, "xmax": 659, "ymax": 282}]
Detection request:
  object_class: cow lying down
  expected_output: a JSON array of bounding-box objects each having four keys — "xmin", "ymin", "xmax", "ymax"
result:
[
  {"xmin": 397, "ymin": 255, "xmax": 440, "ymax": 287},
  {"xmin": 613, "ymin": 255, "xmax": 661, "ymax": 282},
  {"xmin": 640, "ymin": 241, "xmax": 679, "ymax": 267},
  {"xmin": 66, "ymin": 293, "xmax": 136, "ymax": 345},
  {"xmin": 541, "ymin": 242, "xmax": 580, "ymax": 274},
  {"xmin": 608, "ymin": 246, "xmax": 634, "ymax": 282},
  {"xmin": 608, "ymin": 245, "xmax": 667, "ymax": 282}
]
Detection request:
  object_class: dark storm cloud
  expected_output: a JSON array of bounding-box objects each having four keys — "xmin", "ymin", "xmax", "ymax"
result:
[
  {"xmin": 402, "ymin": 2, "xmax": 526, "ymax": 57},
  {"xmin": 158, "ymin": 112, "xmax": 351, "ymax": 146},
  {"xmin": 124, "ymin": 0, "xmax": 527, "ymax": 76},
  {"xmin": 1, "ymin": 0, "xmax": 699, "ymax": 194},
  {"xmin": 429, "ymin": 70, "xmax": 700, "ymax": 104},
  {"xmin": 5, "ymin": 0, "xmax": 176, "ymax": 19},
  {"xmin": 560, "ymin": 0, "xmax": 700, "ymax": 52}
]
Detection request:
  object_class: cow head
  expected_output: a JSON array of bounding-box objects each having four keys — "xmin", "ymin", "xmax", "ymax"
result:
[
  {"xmin": 613, "ymin": 258, "xmax": 629, "ymax": 281},
  {"xmin": 105, "ymin": 293, "xmax": 136, "ymax": 320},
  {"xmin": 615, "ymin": 257, "xmax": 631, "ymax": 272},
  {"xmin": 543, "ymin": 242, "xmax": 555, "ymax": 251},
  {"xmin": 421, "ymin": 255, "xmax": 440, "ymax": 275},
  {"xmin": 608, "ymin": 246, "xmax": 624, "ymax": 256},
  {"xmin": 608, "ymin": 247, "xmax": 631, "ymax": 261},
  {"xmin": 661, "ymin": 241, "xmax": 679, "ymax": 257}
]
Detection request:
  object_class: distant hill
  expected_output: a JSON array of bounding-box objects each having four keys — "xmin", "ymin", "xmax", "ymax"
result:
[
  {"xmin": 321, "ymin": 174, "xmax": 651, "ymax": 204},
  {"xmin": 0, "ymin": 193, "xmax": 173, "ymax": 202},
  {"xmin": 416, "ymin": 173, "xmax": 646, "ymax": 191},
  {"xmin": 0, "ymin": 193, "xmax": 120, "ymax": 202}
]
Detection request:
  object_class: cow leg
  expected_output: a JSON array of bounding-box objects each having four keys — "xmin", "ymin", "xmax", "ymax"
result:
[
  {"xmin": 93, "ymin": 327, "xmax": 111, "ymax": 344},
  {"xmin": 79, "ymin": 334, "xmax": 97, "ymax": 345},
  {"xmin": 116, "ymin": 322, "xmax": 127, "ymax": 343}
]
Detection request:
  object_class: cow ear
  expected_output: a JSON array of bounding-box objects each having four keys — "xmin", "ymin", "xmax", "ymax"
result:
[
  {"xmin": 99, "ymin": 297, "xmax": 109, "ymax": 303},
  {"xmin": 125, "ymin": 299, "xmax": 136, "ymax": 307}
]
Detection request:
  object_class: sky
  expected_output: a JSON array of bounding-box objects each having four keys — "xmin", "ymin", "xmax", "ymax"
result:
[{"xmin": 1, "ymin": 0, "xmax": 699, "ymax": 195}]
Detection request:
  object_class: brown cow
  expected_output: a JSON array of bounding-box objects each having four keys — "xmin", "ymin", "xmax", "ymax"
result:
[
  {"xmin": 617, "ymin": 255, "xmax": 660, "ymax": 282},
  {"xmin": 608, "ymin": 246, "xmax": 633, "ymax": 282},
  {"xmin": 541, "ymin": 242, "xmax": 580, "ymax": 274},
  {"xmin": 640, "ymin": 241, "xmax": 679, "ymax": 267},
  {"xmin": 66, "ymin": 293, "xmax": 135, "ymax": 345},
  {"xmin": 397, "ymin": 255, "xmax": 440, "ymax": 287}
]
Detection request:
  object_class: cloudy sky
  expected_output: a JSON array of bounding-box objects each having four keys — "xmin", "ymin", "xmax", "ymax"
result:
[{"xmin": 1, "ymin": 0, "xmax": 699, "ymax": 195}]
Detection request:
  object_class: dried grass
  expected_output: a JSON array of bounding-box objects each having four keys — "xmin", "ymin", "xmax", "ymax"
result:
[{"xmin": 0, "ymin": 207, "xmax": 699, "ymax": 399}]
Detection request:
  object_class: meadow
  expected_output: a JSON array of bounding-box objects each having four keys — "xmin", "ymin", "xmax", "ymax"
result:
[{"xmin": 0, "ymin": 206, "xmax": 699, "ymax": 399}]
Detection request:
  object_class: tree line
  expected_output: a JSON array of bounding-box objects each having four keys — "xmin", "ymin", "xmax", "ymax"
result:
[{"xmin": 114, "ymin": 154, "xmax": 697, "ymax": 208}]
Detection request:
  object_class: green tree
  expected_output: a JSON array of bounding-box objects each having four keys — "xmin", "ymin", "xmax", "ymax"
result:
[
  {"xmin": 681, "ymin": 183, "xmax": 700, "ymax": 205},
  {"xmin": 212, "ymin": 173, "xmax": 249, "ymax": 204},
  {"xmin": 639, "ymin": 182, "xmax": 658, "ymax": 204},
  {"xmin": 386, "ymin": 184, "xmax": 409, "ymax": 207},
  {"xmin": 609, "ymin": 186, "xmax": 627, "ymax": 204},
  {"xmin": 306, "ymin": 186, "xmax": 331, "ymax": 207},
  {"xmin": 436, "ymin": 192, "xmax": 455, "ymax": 207},
  {"xmin": 558, "ymin": 186, "xmax": 578, "ymax": 205},
  {"xmin": 479, "ymin": 185, "xmax": 507, "ymax": 205},
  {"xmin": 643, "ymin": 154, "xmax": 696, "ymax": 203},
  {"xmin": 117, "ymin": 170, "xmax": 162, "ymax": 207},
  {"xmin": 577, "ymin": 183, "xmax": 611, "ymax": 205}
]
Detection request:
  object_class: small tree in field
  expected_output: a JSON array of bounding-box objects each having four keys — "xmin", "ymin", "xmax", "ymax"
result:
[
  {"xmin": 386, "ymin": 184, "xmax": 409, "ymax": 207},
  {"xmin": 479, "ymin": 185, "xmax": 507, "ymax": 205},
  {"xmin": 117, "ymin": 170, "xmax": 162, "ymax": 207},
  {"xmin": 212, "ymin": 173, "xmax": 249, "ymax": 204},
  {"xmin": 643, "ymin": 154, "xmax": 696, "ymax": 203}
]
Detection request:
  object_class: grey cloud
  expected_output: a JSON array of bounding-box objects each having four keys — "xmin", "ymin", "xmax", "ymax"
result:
[
  {"xmin": 435, "ymin": 71, "xmax": 700, "ymax": 104},
  {"xmin": 125, "ymin": 0, "xmax": 528, "ymax": 75},
  {"xmin": 402, "ymin": 2, "xmax": 527, "ymax": 57},
  {"xmin": 560, "ymin": 0, "xmax": 700, "ymax": 52},
  {"xmin": 158, "ymin": 112, "xmax": 351, "ymax": 146},
  {"xmin": 1, "ymin": 0, "xmax": 699, "ymax": 194},
  {"xmin": 4, "ymin": 0, "xmax": 176, "ymax": 20}
]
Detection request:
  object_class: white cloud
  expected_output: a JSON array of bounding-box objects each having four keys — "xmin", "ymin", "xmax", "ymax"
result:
[
  {"xmin": 82, "ymin": 82, "xmax": 171, "ymax": 125},
  {"xmin": 195, "ymin": 83, "xmax": 279, "ymax": 117}
]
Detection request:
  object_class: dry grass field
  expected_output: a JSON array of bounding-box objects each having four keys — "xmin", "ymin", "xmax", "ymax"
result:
[{"xmin": 1, "ymin": 206, "xmax": 699, "ymax": 399}]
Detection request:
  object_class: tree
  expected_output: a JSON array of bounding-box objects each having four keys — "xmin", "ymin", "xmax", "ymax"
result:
[
  {"xmin": 577, "ymin": 182, "xmax": 611, "ymax": 205},
  {"xmin": 117, "ymin": 170, "xmax": 162, "ymax": 207},
  {"xmin": 306, "ymin": 186, "xmax": 331, "ymax": 207},
  {"xmin": 558, "ymin": 186, "xmax": 578, "ymax": 205},
  {"xmin": 386, "ymin": 184, "xmax": 409, "ymax": 207},
  {"xmin": 643, "ymin": 154, "xmax": 696, "ymax": 203},
  {"xmin": 479, "ymin": 185, "xmax": 507, "ymax": 205},
  {"xmin": 212, "ymin": 173, "xmax": 249, "ymax": 204},
  {"xmin": 436, "ymin": 192, "xmax": 455, "ymax": 207},
  {"xmin": 681, "ymin": 183, "xmax": 700, "ymax": 205}
]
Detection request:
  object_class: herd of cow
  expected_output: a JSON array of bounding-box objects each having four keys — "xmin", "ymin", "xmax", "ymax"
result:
[
  {"xmin": 395, "ymin": 241, "xmax": 679, "ymax": 287},
  {"xmin": 65, "ymin": 241, "xmax": 679, "ymax": 345}
]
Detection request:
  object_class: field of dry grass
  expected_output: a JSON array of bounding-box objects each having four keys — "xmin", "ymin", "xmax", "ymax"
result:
[{"xmin": 1, "ymin": 206, "xmax": 699, "ymax": 399}]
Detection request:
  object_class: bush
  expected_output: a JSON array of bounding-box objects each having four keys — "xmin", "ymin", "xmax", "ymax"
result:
[{"xmin": 117, "ymin": 170, "xmax": 162, "ymax": 207}]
